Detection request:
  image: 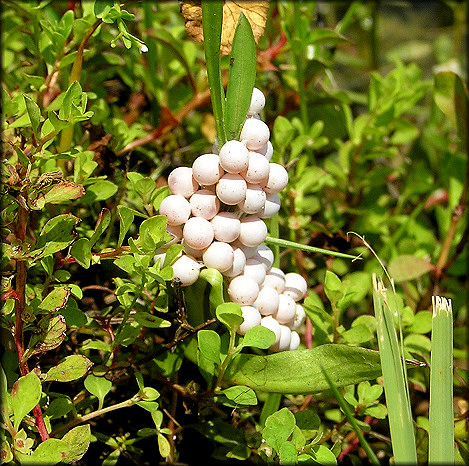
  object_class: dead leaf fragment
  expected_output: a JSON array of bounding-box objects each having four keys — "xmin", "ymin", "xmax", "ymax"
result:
[{"xmin": 180, "ymin": 1, "xmax": 270, "ymax": 55}]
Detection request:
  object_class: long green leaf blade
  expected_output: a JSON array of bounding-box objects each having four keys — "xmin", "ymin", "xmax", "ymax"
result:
[
  {"xmin": 225, "ymin": 13, "xmax": 257, "ymax": 141},
  {"xmin": 321, "ymin": 365, "xmax": 380, "ymax": 465},
  {"xmin": 372, "ymin": 274, "xmax": 417, "ymax": 464},
  {"xmin": 202, "ymin": 1, "xmax": 226, "ymax": 146},
  {"xmin": 429, "ymin": 296, "xmax": 454, "ymax": 464},
  {"xmin": 224, "ymin": 344, "xmax": 382, "ymax": 394}
]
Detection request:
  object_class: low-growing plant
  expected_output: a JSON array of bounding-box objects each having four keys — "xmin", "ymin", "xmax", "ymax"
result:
[{"xmin": 1, "ymin": 1, "xmax": 467, "ymax": 465}]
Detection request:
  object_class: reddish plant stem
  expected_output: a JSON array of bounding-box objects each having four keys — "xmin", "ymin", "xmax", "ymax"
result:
[
  {"xmin": 337, "ymin": 415, "xmax": 376, "ymax": 462},
  {"xmin": 14, "ymin": 204, "xmax": 50, "ymax": 441}
]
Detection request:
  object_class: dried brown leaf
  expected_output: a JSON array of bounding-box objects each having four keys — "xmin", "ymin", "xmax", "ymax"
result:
[{"xmin": 180, "ymin": 0, "xmax": 270, "ymax": 55}]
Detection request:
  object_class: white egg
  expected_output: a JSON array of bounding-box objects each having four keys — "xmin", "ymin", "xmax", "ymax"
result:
[
  {"xmin": 258, "ymin": 140, "xmax": 274, "ymax": 161},
  {"xmin": 254, "ymin": 286, "xmax": 280, "ymax": 316},
  {"xmin": 251, "ymin": 244, "xmax": 274, "ymax": 271},
  {"xmin": 172, "ymin": 254, "xmax": 202, "ymax": 286},
  {"xmin": 240, "ymin": 151, "xmax": 270, "ymax": 184},
  {"xmin": 167, "ymin": 166, "xmax": 199, "ymax": 198},
  {"xmin": 247, "ymin": 87, "xmax": 266, "ymax": 116},
  {"xmin": 211, "ymin": 212, "xmax": 241, "ymax": 243},
  {"xmin": 237, "ymin": 184, "xmax": 266, "ymax": 214},
  {"xmin": 182, "ymin": 217, "xmax": 214, "ymax": 249},
  {"xmin": 182, "ymin": 240, "xmax": 206, "ymax": 259},
  {"xmin": 243, "ymin": 258, "xmax": 267, "ymax": 285},
  {"xmin": 258, "ymin": 192, "xmax": 281, "ymax": 218},
  {"xmin": 218, "ymin": 140, "xmax": 249, "ymax": 173},
  {"xmin": 237, "ymin": 306, "xmax": 262, "ymax": 335},
  {"xmin": 240, "ymin": 118, "xmax": 270, "ymax": 151},
  {"xmin": 264, "ymin": 163, "xmax": 288, "ymax": 194},
  {"xmin": 228, "ymin": 275, "xmax": 259, "ymax": 306},
  {"xmin": 159, "ymin": 194, "xmax": 191, "ymax": 226},
  {"xmin": 270, "ymin": 325, "xmax": 292, "ymax": 352},
  {"xmin": 202, "ymin": 241, "xmax": 234, "ymax": 272},
  {"xmin": 216, "ymin": 173, "xmax": 247, "ymax": 205},
  {"xmin": 192, "ymin": 153, "xmax": 224, "ymax": 186},
  {"xmin": 273, "ymin": 294, "xmax": 297, "ymax": 324},
  {"xmin": 238, "ymin": 216, "xmax": 267, "ymax": 248},
  {"xmin": 223, "ymin": 246, "xmax": 247, "ymax": 278},
  {"xmin": 287, "ymin": 304, "xmax": 306, "ymax": 331},
  {"xmin": 289, "ymin": 331, "xmax": 301, "ymax": 351},
  {"xmin": 262, "ymin": 267, "xmax": 286, "ymax": 293},
  {"xmin": 283, "ymin": 273, "xmax": 308, "ymax": 301},
  {"xmin": 190, "ymin": 189, "xmax": 220, "ymax": 219}
]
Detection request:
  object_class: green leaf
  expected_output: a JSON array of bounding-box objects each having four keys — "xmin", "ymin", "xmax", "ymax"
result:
[
  {"xmin": 38, "ymin": 286, "xmax": 71, "ymax": 313},
  {"xmin": 25, "ymin": 315, "xmax": 67, "ymax": 358},
  {"xmin": 309, "ymin": 445, "xmax": 338, "ymax": 465},
  {"xmin": 219, "ymin": 385, "xmax": 257, "ymax": 406},
  {"xmin": 262, "ymin": 407, "xmax": 296, "ymax": 453},
  {"xmin": 131, "ymin": 215, "xmax": 170, "ymax": 253},
  {"xmin": 158, "ymin": 433, "xmax": 171, "ymax": 458},
  {"xmin": 59, "ymin": 81, "xmax": 82, "ymax": 121},
  {"xmin": 273, "ymin": 116, "xmax": 295, "ymax": 154},
  {"xmin": 202, "ymin": 1, "xmax": 226, "ymax": 146},
  {"xmin": 324, "ymin": 270, "xmax": 343, "ymax": 305},
  {"xmin": 43, "ymin": 181, "xmax": 84, "ymax": 204},
  {"xmin": 216, "ymin": 302, "xmax": 243, "ymax": 332},
  {"xmin": 341, "ymin": 324, "xmax": 374, "ymax": 345},
  {"xmin": 241, "ymin": 325, "xmax": 276, "ymax": 349},
  {"xmin": 30, "ymin": 214, "xmax": 79, "ymax": 260},
  {"xmin": 84, "ymin": 374, "xmax": 112, "ymax": 410},
  {"xmin": 83, "ymin": 180, "xmax": 118, "ymax": 202},
  {"xmin": 61, "ymin": 424, "xmax": 91, "ymax": 463},
  {"xmin": 19, "ymin": 438, "xmax": 68, "ymax": 465},
  {"xmin": 89, "ymin": 208, "xmax": 112, "ymax": 247},
  {"xmin": 388, "ymin": 254, "xmax": 434, "ymax": 282},
  {"xmin": 225, "ymin": 13, "xmax": 257, "ymax": 140},
  {"xmin": 224, "ymin": 344, "xmax": 382, "ymax": 394},
  {"xmin": 434, "ymin": 71, "xmax": 468, "ymax": 143},
  {"xmin": 198, "ymin": 330, "xmax": 222, "ymax": 365},
  {"xmin": 117, "ymin": 205, "xmax": 143, "ymax": 247},
  {"xmin": 132, "ymin": 312, "xmax": 171, "ymax": 329},
  {"xmin": 11, "ymin": 372, "xmax": 42, "ymax": 431},
  {"xmin": 24, "ymin": 94, "xmax": 42, "ymax": 138},
  {"xmin": 71, "ymin": 237, "xmax": 92, "ymax": 268},
  {"xmin": 45, "ymin": 355, "xmax": 93, "ymax": 382}
]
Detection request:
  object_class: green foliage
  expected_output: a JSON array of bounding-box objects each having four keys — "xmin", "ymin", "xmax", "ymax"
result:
[{"xmin": 1, "ymin": 1, "xmax": 467, "ymax": 464}]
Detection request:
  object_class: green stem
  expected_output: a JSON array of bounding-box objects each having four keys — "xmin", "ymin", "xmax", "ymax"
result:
[
  {"xmin": 215, "ymin": 330, "xmax": 238, "ymax": 390},
  {"xmin": 264, "ymin": 236, "xmax": 362, "ymax": 260}
]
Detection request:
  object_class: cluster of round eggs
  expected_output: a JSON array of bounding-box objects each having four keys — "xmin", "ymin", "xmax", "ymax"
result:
[{"xmin": 157, "ymin": 88, "xmax": 306, "ymax": 352}]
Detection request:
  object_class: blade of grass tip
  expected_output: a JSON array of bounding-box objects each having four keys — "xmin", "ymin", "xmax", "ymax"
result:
[
  {"xmin": 429, "ymin": 296, "xmax": 454, "ymax": 465},
  {"xmin": 372, "ymin": 274, "xmax": 417, "ymax": 464},
  {"xmin": 202, "ymin": 1, "xmax": 226, "ymax": 146},
  {"xmin": 264, "ymin": 236, "xmax": 362, "ymax": 261},
  {"xmin": 320, "ymin": 365, "xmax": 380, "ymax": 465}
]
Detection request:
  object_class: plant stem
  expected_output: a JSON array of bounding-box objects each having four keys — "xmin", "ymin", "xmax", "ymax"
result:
[{"xmin": 50, "ymin": 395, "xmax": 140, "ymax": 437}]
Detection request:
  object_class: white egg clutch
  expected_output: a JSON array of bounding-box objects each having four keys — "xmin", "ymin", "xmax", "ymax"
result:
[{"xmin": 157, "ymin": 88, "xmax": 306, "ymax": 352}]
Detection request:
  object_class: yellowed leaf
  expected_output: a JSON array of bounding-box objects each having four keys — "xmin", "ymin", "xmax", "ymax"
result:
[{"xmin": 180, "ymin": 1, "xmax": 270, "ymax": 55}]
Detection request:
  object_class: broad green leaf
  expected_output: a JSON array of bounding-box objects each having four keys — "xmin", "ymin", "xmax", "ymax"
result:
[
  {"xmin": 216, "ymin": 302, "xmax": 243, "ymax": 332},
  {"xmin": 202, "ymin": 1, "xmax": 226, "ymax": 145},
  {"xmin": 24, "ymin": 94, "xmax": 42, "ymax": 138},
  {"xmin": 131, "ymin": 215, "xmax": 171, "ymax": 253},
  {"xmin": 113, "ymin": 321, "xmax": 142, "ymax": 347},
  {"xmin": 310, "ymin": 444, "xmax": 338, "ymax": 465},
  {"xmin": 59, "ymin": 81, "xmax": 82, "ymax": 121},
  {"xmin": 44, "ymin": 397, "xmax": 73, "ymax": 419},
  {"xmin": 388, "ymin": 254, "xmax": 434, "ymax": 282},
  {"xmin": 11, "ymin": 372, "xmax": 42, "ymax": 430},
  {"xmin": 262, "ymin": 407, "xmax": 296, "ymax": 453},
  {"xmin": 406, "ymin": 310, "xmax": 432, "ymax": 334},
  {"xmin": 158, "ymin": 433, "xmax": 171, "ymax": 458},
  {"xmin": 71, "ymin": 237, "xmax": 92, "ymax": 268},
  {"xmin": 45, "ymin": 355, "xmax": 93, "ymax": 382},
  {"xmin": 61, "ymin": 424, "xmax": 91, "ymax": 463},
  {"xmin": 434, "ymin": 71, "xmax": 468, "ymax": 143},
  {"xmin": 324, "ymin": 270, "xmax": 343, "ymax": 305},
  {"xmin": 340, "ymin": 324, "xmax": 373, "ymax": 345},
  {"xmin": 19, "ymin": 438, "xmax": 68, "ymax": 465},
  {"xmin": 224, "ymin": 344, "xmax": 382, "ymax": 394},
  {"xmin": 43, "ymin": 181, "xmax": 84, "ymax": 204},
  {"xmin": 83, "ymin": 180, "xmax": 118, "ymax": 202},
  {"xmin": 89, "ymin": 208, "xmax": 112, "ymax": 247},
  {"xmin": 84, "ymin": 374, "xmax": 112, "ymax": 410},
  {"xmin": 273, "ymin": 116, "xmax": 295, "ymax": 154},
  {"xmin": 225, "ymin": 13, "xmax": 257, "ymax": 140},
  {"xmin": 241, "ymin": 325, "xmax": 276, "ymax": 349},
  {"xmin": 30, "ymin": 214, "xmax": 79, "ymax": 260},
  {"xmin": 132, "ymin": 312, "xmax": 171, "ymax": 329},
  {"xmin": 279, "ymin": 441, "xmax": 298, "ymax": 465},
  {"xmin": 118, "ymin": 205, "xmax": 140, "ymax": 247},
  {"xmin": 219, "ymin": 385, "xmax": 257, "ymax": 405},
  {"xmin": 38, "ymin": 286, "xmax": 71, "ymax": 313},
  {"xmin": 25, "ymin": 315, "xmax": 67, "ymax": 358},
  {"xmin": 198, "ymin": 330, "xmax": 222, "ymax": 365}
]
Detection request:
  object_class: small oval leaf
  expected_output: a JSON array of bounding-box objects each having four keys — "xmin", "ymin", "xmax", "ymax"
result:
[{"xmin": 45, "ymin": 355, "xmax": 93, "ymax": 382}]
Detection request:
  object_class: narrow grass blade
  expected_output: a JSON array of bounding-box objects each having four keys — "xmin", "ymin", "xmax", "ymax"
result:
[
  {"xmin": 372, "ymin": 274, "xmax": 417, "ymax": 464},
  {"xmin": 202, "ymin": 1, "xmax": 226, "ymax": 146},
  {"xmin": 259, "ymin": 393, "xmax": 282, "ymax": 428},
  {"xmin": 265, "ymin": 236, "xmax": 362, "ymax": 261},
  {"xmin": 225, "ymin": 13, "xmax": 257, "ymax": 141},
  {"xmin": 429, "ymin": 296, "xmax": 454, "ymax": 464},
  {"xmin": 320, "ymin": 365, "xmax": 380, "ymax": 465}
]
